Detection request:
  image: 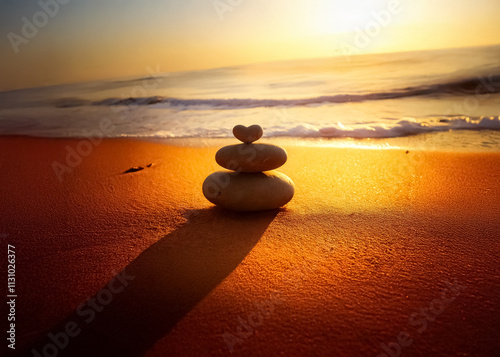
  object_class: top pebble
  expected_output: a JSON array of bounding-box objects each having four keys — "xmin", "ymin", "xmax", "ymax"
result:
[{"xmin": 233, "ymin": 125, "xmax": 263, "ymax": 143}]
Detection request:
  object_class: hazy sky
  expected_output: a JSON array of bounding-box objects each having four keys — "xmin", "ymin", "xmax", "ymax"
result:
[{"xmin": 1, "ymin": 0, "xmax": 499, "ymax": 91}]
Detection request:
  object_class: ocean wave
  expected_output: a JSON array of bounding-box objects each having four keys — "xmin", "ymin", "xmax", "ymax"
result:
[
  {"xmin": 1, "ymin": 105, "xmax": 499, "ymax": 140},
  {"xmin": 88, "ymin": 75, "xmax": 500, "ymax": 110},
  {"xmin": 267, "ymin": 116, "xmax": 500, "ymax": 139}
]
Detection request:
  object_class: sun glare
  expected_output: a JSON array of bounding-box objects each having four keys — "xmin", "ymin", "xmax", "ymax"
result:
[{"xmin": 312, "ymin": 0, "xmax": 385, "ymax": 35}]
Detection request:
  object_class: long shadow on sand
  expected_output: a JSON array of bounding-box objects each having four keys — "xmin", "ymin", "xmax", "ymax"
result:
[{"xmin": 25, "ymin": 207, "xmax": 278, "ymax": 357}]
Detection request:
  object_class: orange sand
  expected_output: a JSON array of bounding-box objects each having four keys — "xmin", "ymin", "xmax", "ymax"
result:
[{"xmin": 0, "ymin": 136, "xmax": 499, "ymax": 356}]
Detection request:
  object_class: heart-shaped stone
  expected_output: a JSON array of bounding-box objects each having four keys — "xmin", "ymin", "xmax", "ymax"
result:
[{"xmin": 233, "ymin": 124, "xmax": 263, "ymax": 143}]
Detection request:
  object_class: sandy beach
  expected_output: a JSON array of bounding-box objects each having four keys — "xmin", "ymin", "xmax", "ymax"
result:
[{"xmin": 1, "ymin": 136, "xmax": 499, "ymax": 356}]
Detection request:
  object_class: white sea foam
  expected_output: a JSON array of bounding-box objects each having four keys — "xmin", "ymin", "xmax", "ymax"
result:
[
  {"xmin": 1, "ymin": 104, "xmax": 498, "ymax": 141},
  {"xmin": 315, "ymin": 117, "xmax": 500, "ymax": 138}
]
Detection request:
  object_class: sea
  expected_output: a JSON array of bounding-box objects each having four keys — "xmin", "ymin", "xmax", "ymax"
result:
[{"xmin": 1, "ymin": 45, "xmax": 499, "ymax": 150}]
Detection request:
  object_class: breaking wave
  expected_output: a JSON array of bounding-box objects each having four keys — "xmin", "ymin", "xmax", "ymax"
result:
[{"xmin": 89, "ymin": 75, "xmax": 500, "ymax": 110}]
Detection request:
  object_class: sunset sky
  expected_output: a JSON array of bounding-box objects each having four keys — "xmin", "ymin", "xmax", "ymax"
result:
[{"xmin": 1, "ymin": 0, "xmax": 499, "ymax": 91}]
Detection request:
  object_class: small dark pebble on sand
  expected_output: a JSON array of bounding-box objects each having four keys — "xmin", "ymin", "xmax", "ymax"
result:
[
  {"xmin": 122, "ymin": 163, "xmax": 154, "ymax": 174},
  {"xmin": 123, "ymin": 167, "xmax": 144, "ymax": 174}
]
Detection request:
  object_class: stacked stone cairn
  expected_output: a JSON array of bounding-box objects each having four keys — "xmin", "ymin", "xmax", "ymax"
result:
[{"xmin": 202, "ymin": 125, "xmax": 295, "ymax": 211}]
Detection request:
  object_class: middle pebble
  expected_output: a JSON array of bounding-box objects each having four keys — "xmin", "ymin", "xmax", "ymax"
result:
[{"xmin": 216, "ymin": 143, "xmax": 288, "ymax": 172}]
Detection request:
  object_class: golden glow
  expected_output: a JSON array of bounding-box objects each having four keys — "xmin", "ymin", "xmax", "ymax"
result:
[
  {"xmin": 281, "ymin": 146, "xmax": 421, "ymax": 214},
  {"xmin": 1, "ymin": 0, "xmax": 499, "ymax": 90}
]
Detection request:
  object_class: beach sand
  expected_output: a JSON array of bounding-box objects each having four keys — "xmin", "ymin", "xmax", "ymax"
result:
[{"xmin": 1, "ymin": 136, "xmax": 499, "ymax": 356}]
